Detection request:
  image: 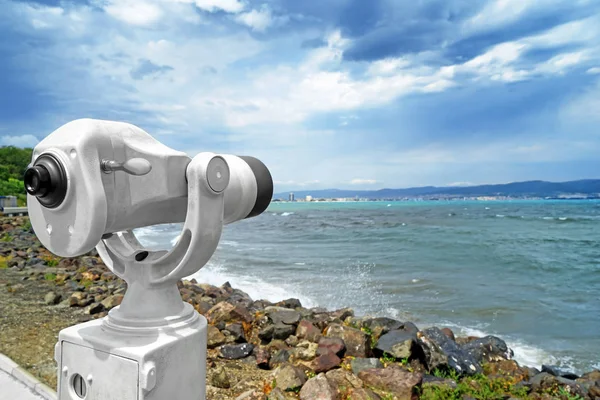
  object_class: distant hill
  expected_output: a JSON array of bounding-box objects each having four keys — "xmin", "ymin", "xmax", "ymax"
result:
[{"xmin": 274, "ymin": 179, "xmax": 600, "ymax": 199}]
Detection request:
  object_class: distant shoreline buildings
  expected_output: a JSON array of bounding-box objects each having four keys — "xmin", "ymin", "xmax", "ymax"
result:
[{"xmin": 273, "ymin": 193, "xmax": 600, "ymax": 203}]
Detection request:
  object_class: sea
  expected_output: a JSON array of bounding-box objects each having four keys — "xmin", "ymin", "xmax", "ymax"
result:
[{"xmin": 134, "ymin": 200, "xmax": 600, "ymax": 374}]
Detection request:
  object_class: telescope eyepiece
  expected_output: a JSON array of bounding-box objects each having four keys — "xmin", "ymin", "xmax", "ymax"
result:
[
  {"xmin": 24, "ymin": 153, "xmax": 68, "ymax": 209},
  {"xmin": 239, "ymin": 156, "xmax": 273, "ymax": 219}
]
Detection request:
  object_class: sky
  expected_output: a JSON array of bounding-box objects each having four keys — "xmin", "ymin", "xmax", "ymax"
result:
[{"xmin": 1, "ymin": 0, "xmax": 600, "ymax": 192}]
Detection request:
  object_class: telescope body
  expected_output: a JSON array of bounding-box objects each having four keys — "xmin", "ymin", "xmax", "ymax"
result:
[
  {"xmin": 27, "ymin": 118, "xmax": 272, "ymax": 258},
  {"xmin": 25, "ymin": 119, "xmax": 273, "ymax": 400}
]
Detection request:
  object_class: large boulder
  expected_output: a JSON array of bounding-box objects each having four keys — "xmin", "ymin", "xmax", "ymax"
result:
[
  {"xmin": 529, "ymin": 372, "xmax": 589, "ymax": 399},
  {"xmin": 266, "ymin": 307, "xmax": 302, "ymax": 325},
  {"xmin": 485, "ymin": 360, "xmax": 530, "ymax": 384},
  {"xmin": 417, "ymin": 327, "xmax": 482, "ymax": 376},
  {"xmin": 207, "ymin": 325, "xmax": 227, "ymax": 348},
  {"xmin": 358, "ymin": 367, "xmax": 422, "ymax": 399},
  {"xmin": 541, "ymin": 365, "xmax": 580, "ymax": 380},
  {"xmin": 325, "ymin": 324, "xmax": 369, "ymax": 358},
  {"xmin": 325, "ymin": 368, "xmax": 363, "ymax": 397},
  {"xmin": 206, "ymin": 301, "xmax": 253, "ymax": 325},
  {"xmin": 374, "ymin": 329, "xmax": 417, "ymax": 359},
  {"xmin": 309, "ymin": 352, "xmax": 342, "ymax": 373},
  {"xmin": 351, "ymin": 358, "xmax": 384, "ymax": 376},
  {"xmin": 460, "ymin": 336, "xmax": 513, "ymax": 363},
  {"xmin": 317, "ymin": 337, "xmax": 346, "ymax": 358},
  {"xmin": 274, "ymin": 364, "xmax": 307, "ymax": 392},
  {"xmin": 299, "ymin": 374, "xmax": 336, "ymax": 400},
  {"xmin": 296, "ymin": 320, "xmax": 322, "ymax": 343}
]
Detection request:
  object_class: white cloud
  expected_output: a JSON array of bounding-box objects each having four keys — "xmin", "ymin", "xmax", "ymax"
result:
[
  {"xmin": 193, "ymin": 0, "xmax": 245, "ymax": 13},
  {"xmin": 235, "ymin": 6, "xmax": 272, "ymax": 32},
  {"xmin": 350, "ymin": 179, "xmax": 378, "ymax": 185},
  {"xmin": 0, "ymin": 135, "xmax": 39, "ymax": 148},
  {"xmin": 586, "ymin": 67, "xmax": 600, "ymax": 74},
  {"xmin": 104, "ymin": 0, "xmax": 163, "ymax": 26}
]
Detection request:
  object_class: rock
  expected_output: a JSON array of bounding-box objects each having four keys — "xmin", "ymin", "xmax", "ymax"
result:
[
  {"xmin": 206, "ymin": 301, "xmax": 253, "ymax": 325},
  {"xmin": 417, "ymin": 327, "xmax": 482, "ymax": 375},
  {"xmin": 422, "ymin": 375, "xmax": 458, "ymax": 389},
  {"xmin": 441, "ymin": 328, "xmax": 456, "ymax": 341},
  {"xmin": 295, "ymin": 341, "xmax": 319, "ymax": 361},
  {"xmin": 219, "ymin": 343, "xmax": 254, "ymax": 359},
  {"xmin": 207, "ymin": 325, "xmax": 227, "ymax": 348},
  {"xmin": 100, "ymin": 294, "xmax": 123, "ymax": 310},
  {"xmin": 26, "ymin": 257, "xmax": 43, "ymax": 266},
  {"xmin": 317, "ymin": 337, "xmax": 346, "ymax": 358},
  {"xmin": 485, "ymin": 360, "xmax": 530, "ymax": 384},
  {"xmin": 211, "ymin": 366, "xmax": 231, "ymax": 389},
  {"xmin": 309, "ymin": 352, "xmax": 342, "ymax": 373},
  {"xmin": 296, "ymin": 320, "xmax": 322, "ymax": 343},
  {"xmin": 351, "ymin": 358, "xmax": 384, "ymax": 376},
  {"xmin": 325, "ymin": 324, "xmax": 369, "ymax": 358},
  {"xmin": 44, "ymin": 291, "xmax": 61, "ymax": 305},
  {"xmin": 346, "ymin": 388, "xmax": 381, "ymax": 399},
  {"xmin": 235, "ymin": 389, "xmax": 267, "ymax": 400},
  {"xmin": 259, "ymin": 325, "xmax": 275, "ymax": 342},
  {"xmin": 358, "ymin": 367, "xmax": 422, "ymax": 399},
  {"xmin": 270, "ymin": 349, "xmax": 291, "ymax": 369},
  {"xmin": 461, "ymin": 336, "xmax": 513, "ymax": 363},
  {"xmin": 266, "ymin": 307, "xmax": 302, "ymax": 325},
  {"xmin": 374, "ymin": 329, "xmax": 417, "ymax": 359},
  {"xmin": 275, "ymin": 298, "xmax": 302, "ymax": 309},
  {"xmin": 254, "ymin": 347, "xmax": 270, "ymax": 369},
  {"xmin": 77, "ymin": 298, "xmax": 94, "ymax": 307},
  {"xmin": 274, "ymin": 364, "xmax": 307, "ymax": 392},
  {"xmin": 273, "ymin": 324, "xmax": 297, "ymax": 341},
  {"xmin": 265, "ymin": 388, "xmax": 290, "ymax": 400},
  {"xmin": 285, "ymin": 335, "xmax": 299, "ymax": 347},
  {"xmin": 299, "ymin": 374, "xmax": 336, "ymax": 400},
  {"xmin": 529, "ymin": 372, "xmax": 588, "ymax": 398},
  {"xmin": 362, "ymin": 317, "xmax": 403, "ymax": 335},
  {"xmin": 69, "ymin": 291, "xmax": 86, "ymax": 306},
  {"xmin": 541, "ymin": 365, "xmax": 580, "ymax": 380},
  {"xmin": 84, "ymin": 302, "xmax": 105, "ymax": 315},
  {"xmin": 224, "ymin": 323, "xmax": 245, "ymax": 343},
  {"xmin": 325, "ymin": 368, "xmax": 363, "ymax": 396}
]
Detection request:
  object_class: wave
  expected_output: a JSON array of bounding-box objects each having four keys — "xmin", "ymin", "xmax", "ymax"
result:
[{"xmin": 187, "ymin": 262, "xmax": 317, "ymax": 307}]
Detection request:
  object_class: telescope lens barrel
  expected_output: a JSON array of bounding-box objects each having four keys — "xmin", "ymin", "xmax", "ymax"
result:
[
  {"xmin": 24, "ymin": 153, "xmax": 68, "ymax": 209},
  {"xmin": 239, "ymin": 156, "xmax": 273, "ymax": 219}
]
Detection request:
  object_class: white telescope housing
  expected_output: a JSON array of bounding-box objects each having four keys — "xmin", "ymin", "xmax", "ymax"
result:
[{"xmin": 24, "ymin": 119, "xmax": 273, "ymax": 400}]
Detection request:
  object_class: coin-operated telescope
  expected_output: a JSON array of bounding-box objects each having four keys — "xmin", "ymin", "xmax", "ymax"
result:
[{"xmin": 24, "ymin": 119, "xmax": 273, "ymax": 400}]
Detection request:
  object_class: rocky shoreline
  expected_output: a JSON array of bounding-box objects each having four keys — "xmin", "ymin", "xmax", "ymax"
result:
[{"xmin": 1, "ymin": 216, "xmax": 599, "ymax": 400}]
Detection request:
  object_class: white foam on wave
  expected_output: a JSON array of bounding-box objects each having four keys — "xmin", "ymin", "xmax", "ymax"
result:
[
  {"xmin": 281, "ymin": 212, "xmax": 294, "ymax": 217},
  {"xmin": 188, "ymin": 262, "xmax": 317, "ymax": 308},
  {"xmin": 496, "ymin": 214, "xmax": 505, "ymax": 218}
]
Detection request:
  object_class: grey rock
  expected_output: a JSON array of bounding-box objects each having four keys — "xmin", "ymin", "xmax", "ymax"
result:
[
  {"xmin": 418, "ymin": 327, "xmax": 482, "ymax": 376},
  {"xmin": 219, "ymin": 343, "xmax": 254, "ymax": 359},
  {"xmin": 374, "ymin": 329, "xmax": 417, "ymax": 359},
  {"xmin": 541, "ymin": 364, "xmax": 580, "ymax": 380},
  {"xmin": 44, "ymin": 291, "xmax": 61, "ymax": 305},
  {"xmin": 461, "ymin": 335, "xmax": 513, "ymax": 363},
  {"xmin": 274, "ymin": 364, "xmax": 306, "ymax": 392},
  {"xmin": 351, "ymin": 358, "xmax": 383, "ymax": 376}
]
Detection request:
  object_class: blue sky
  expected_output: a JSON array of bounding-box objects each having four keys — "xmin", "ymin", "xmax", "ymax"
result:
[{"xmin": 1, "ymin": 0, "xmax": 600, "ymax": 192}]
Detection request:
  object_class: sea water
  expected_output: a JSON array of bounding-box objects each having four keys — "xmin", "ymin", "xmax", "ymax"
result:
[{"xmin": 134, "ymin": 200, "xmax": 600, "ymax": 373}]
